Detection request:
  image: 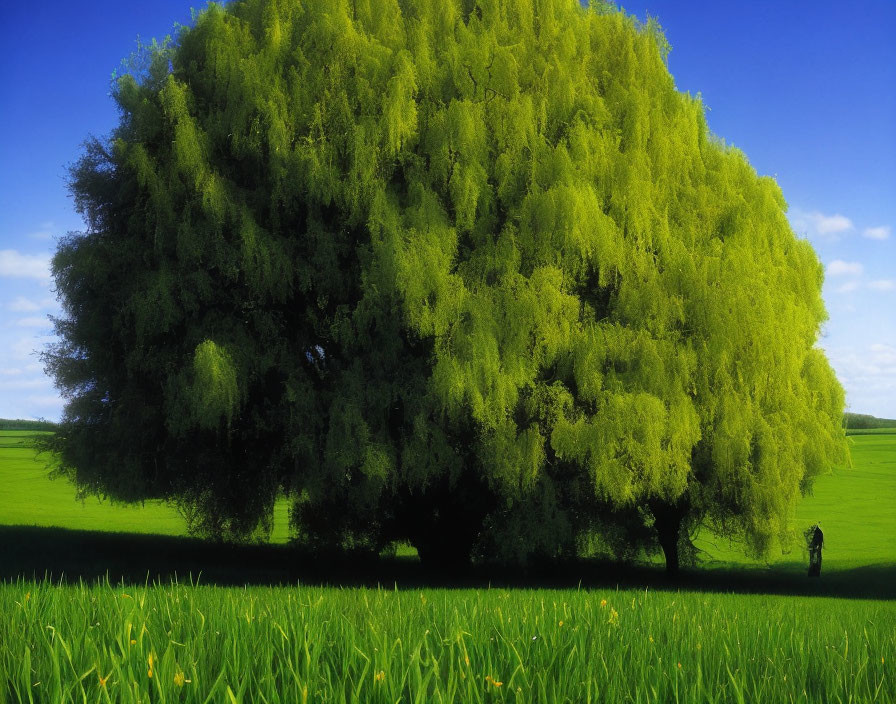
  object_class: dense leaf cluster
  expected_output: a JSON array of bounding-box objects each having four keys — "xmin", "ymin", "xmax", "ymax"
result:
[{"xmin": 45, "ymin": 0, "xmax": 847, "ymax": 567}]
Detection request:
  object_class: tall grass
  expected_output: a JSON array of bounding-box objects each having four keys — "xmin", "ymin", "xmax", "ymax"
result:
[{"xmin": 2, "ymin": 578, "xmax": 892, "ymax": 703}]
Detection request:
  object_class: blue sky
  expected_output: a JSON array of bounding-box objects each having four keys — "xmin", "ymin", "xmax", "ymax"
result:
[{"xmin": 0, "ymin": 1, "xmax": 893, "ymax": 420}]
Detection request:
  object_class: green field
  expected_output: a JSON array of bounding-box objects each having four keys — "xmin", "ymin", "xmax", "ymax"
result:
[
  {"xmin": 3, "ymin": 429, "xmax": 894, "ymax": 570},
  {"xmin": 694, "ymin": 431, "xmax": 896, "ymax": 569},
  {"xmin": 1, "ymin": 430, "xmax": 894, "ymax": 702},
  {"xmin": 0, "ymin": 430, "xmax": 291, "ymax": 543},
  {"xmin": 2, "ymin": 579, "xmax": 893, "ymax": 703}
]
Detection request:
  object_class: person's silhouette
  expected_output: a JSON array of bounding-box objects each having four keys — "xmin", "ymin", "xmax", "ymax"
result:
[{"xmin": 808, "ymin": 525, "xmax": 824, "ymax": 577}]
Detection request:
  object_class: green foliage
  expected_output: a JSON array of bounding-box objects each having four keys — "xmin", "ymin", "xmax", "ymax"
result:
[
  {"xmin": 46, "ymin": 0, "xmax": 846, "ymax": 564},
  {"xmin": 189, "ymin": 340, "xmax": 240, "ymax": 430},
  {"xmin": 845, "ymin": 412, "xmax": 896, "ymax": 430},
  {"xmin": 0, "ymin": 419, "xmax": 57, "ymax": 431}
]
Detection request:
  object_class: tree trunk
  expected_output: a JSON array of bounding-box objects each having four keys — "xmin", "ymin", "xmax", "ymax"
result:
[{"xmin": 651, "ymin": 500, "xmax": 686, "ymax": 575}]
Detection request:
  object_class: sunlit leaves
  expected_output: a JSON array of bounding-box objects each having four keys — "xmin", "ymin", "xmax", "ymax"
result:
[{"xmin": 46, "ymin": 0, "xmax": 846, "ymax": 561}]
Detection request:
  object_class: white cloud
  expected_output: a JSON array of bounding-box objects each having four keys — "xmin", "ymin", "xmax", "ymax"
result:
[
  {"xmin": 868, "ymin": 280, "xmax": 896, "ymax": 291},
  {"xmin": 0, "ymin": 368, "xmax": 24, "ymax": 376},
  {"xmin": 15, "ymin": 316, "xmax": 50, "ymax": 328},
  {"xmin": 870, "ymin": 343, "xmax": 896, "ymax": 364},
  {"xmin": 814, "ymin": 213, "xmax": 853, "ymax": 235},
  {"xmin": 863, "ymin": 225, "xmax": 891, "ymax": 241},
  {"xmin": 27, "ymin": 221, "xmax": 56, "ymax": 241},
  {"xmin": 25, "ymin": 394, "xmax": 63, "ymax": 408},
  {"xmin": 0, "ymin": 250, "xmax": 51, "ymax": 280},
  {"xmin": 827, "ymin": 260, "xmax": 863, "ymax": 277},
  {"xmin": 826, "ymin": 343, "xmax": 896, "ymax": 417},
  {"xmin": 790, "ymin": 209, "xmax": 854, "ymax": 240},
  {"xmin": 11, "ymin": 335, "xmax": 56, "ymax": 360},
  {"xmin": 0, "ymin": 377, "xmax": 51, "ymax": 391},
  {"xmin": 835, "ymin": 281, "xmax": 860, "ymax": 294},
  {"xmin": 8, "ymin": 296, "xmax": 40, "ymax": 312}
]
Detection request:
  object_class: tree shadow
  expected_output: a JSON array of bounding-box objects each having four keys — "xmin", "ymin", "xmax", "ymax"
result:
[{"xmin": 1, "ymin": 524, "xmax": 893, "ymax": 600}]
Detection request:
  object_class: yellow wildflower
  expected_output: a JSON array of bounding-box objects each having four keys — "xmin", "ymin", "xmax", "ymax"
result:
[
  {"xmin": 121, "ymin": 593, "xmax": 131, "ymax": 599},
  {"xmin": 25, "ymin": 592, "xmax": 30, "ymax": 602},
  {"xmin": 677, "ymin": 662, "xmax": 682, "ymax": 670},
  {"xmin": 558, "ymin": 621, "xmax": 564, "ymax": 627},
  {"xmin": 649, "ymin": 635, "xmax": 654, "ymax": 643},
  {"xmin": 464, "ymin": 654, "xmax": 470, "ymax": 666},
  {"xmin": 485, "ymin": 675, "xmax": 503, "ymax": 687},
  {"xmin": 600, "ymin": 599, "xmax": 607, "ymax": 608},
  {"xmin": 374, "ymin": 671, "xmax": 385, "ymax": 683},
  {"xmin": 147, "ymin": 652, "xmax": 155, "ymax": 679},
  {"xmin": 130, "ymin": 639, "xmax": 137, "ymax": 646},
  {"xmin": 98, "ymin": 673, "xmax": 109, "ymax": 688},
  {"xmin": 608, "ymin": 608, "xmax": 619, "ymax": 626}
]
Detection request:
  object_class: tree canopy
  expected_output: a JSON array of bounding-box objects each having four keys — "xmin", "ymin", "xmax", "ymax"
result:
[{"xmin": 45, "ymin": 0, "xmax": 847, "ymax": 571}]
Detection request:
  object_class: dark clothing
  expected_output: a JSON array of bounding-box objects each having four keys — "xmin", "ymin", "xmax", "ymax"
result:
[{"xmin": 808, "ymin": 527, "xmax": 824, "ymax": 577}]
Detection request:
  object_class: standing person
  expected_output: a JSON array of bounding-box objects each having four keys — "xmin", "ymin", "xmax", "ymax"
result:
[{"xmin": 807, "ymin": 524, "xmax": 824, "ymax": 577}]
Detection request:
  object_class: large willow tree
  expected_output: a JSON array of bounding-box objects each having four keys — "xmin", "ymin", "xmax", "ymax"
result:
[{"xmin": 46, "ymin": 0, "xmax": 847, "ymax": 571}]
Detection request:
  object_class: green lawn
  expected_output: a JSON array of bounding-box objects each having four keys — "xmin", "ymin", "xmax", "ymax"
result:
[
  {"xmin": 694, "ymin": 432, "xmax": 896, "ymax": 569},
  {"xmin": 2, "ymin": 429, "xmax": 894, "ymax": 703},
  {"xmin": 0, "ymin": 430, "xmax": 291, "ymax": 542},
  {"xmin": 2, "ymin": 429, "xmax": 895, "ymax": 570}
]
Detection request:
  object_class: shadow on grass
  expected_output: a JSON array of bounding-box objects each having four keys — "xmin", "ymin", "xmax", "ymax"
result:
[{"xmin": 1, "ymin": 524, "xmax": 893, "ymax": 600}]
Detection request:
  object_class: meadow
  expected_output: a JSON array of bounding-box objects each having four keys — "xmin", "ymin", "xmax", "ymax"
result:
[
  {"xmin": 1, "ymin": 429, "xmax": 894, "ymax": 702},
  {"xmin": 2, "ymin": 579, "xmax": 893, "ymax": 703},
  {"xmin": 0, "ymin": 431, "xmax": 290, "ymax": 542}
]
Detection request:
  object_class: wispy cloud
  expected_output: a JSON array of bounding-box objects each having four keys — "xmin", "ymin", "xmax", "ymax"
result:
[
  {"xmin": 11, "ymin": 335, "xmax": 56, "ymax": 360},
  {"xmin": 827, "ymin": 260, "xmax": 863, "ymax": 277},
  {"xmin": 790, "ymin": 209, "xmax": 854, "ymax": 240},
  {"xmin": 863, "ymin": 225, "xmax": 891, "ymax": 241},
  {"xmin": 15, "ymin": 316, "xmax": 51, "ymax": 328},
  {"xmin": 0, "ymin": 377, "xmax": 52, "ymax": 391},
  {"xmin": 0, "ymin": 250, "xmax": 51, "ymax": 280},
  {"xmin": 835, "ymin": 281, "xmax": 861, "ymax": 294},
  {"xmin": 27, "ymin": 221, "xmax": 56, "ymax": 241},
  {"xmin": 25, "ymin": 394, "xmax": 63, "ymax": 409},
  {"xmin": 826, "ymin": 343, "xmax": 896, "ymax": 417},
  {"xmin": 8, "ymin": 296, "xmax": 41, "ymax": 312},
  {"xmin": 868, "ymin": 280, "xmax": 896, "ymax": 291}
]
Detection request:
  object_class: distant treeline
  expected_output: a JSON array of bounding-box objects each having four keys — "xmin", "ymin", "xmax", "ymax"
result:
[
  {"xmin": 0, "ymin": 419, "xmax": 58, "ymax": 431},
  {"xmin": 844, "ymin": 413, "xmax": 896, "ymax": 429}
]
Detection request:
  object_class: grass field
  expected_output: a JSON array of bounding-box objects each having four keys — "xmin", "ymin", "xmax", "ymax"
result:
[
  {"xmin": 0, "ymin": 430, "xmax": 291, "ymax": 542},
  {"xmin": 2, "ymin": 579, "xmax": 893, "ymax": 703},
  {"xmin": 3, "ymin": 429, "xmax": 893, "ymax": 571},
  {"xmin": 1, "ymin": 429, "xmax": 894, "ymax": 702},
  {"xmin": 694, "ymin": 431, "xmax": 896, "ymax": 569}
]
